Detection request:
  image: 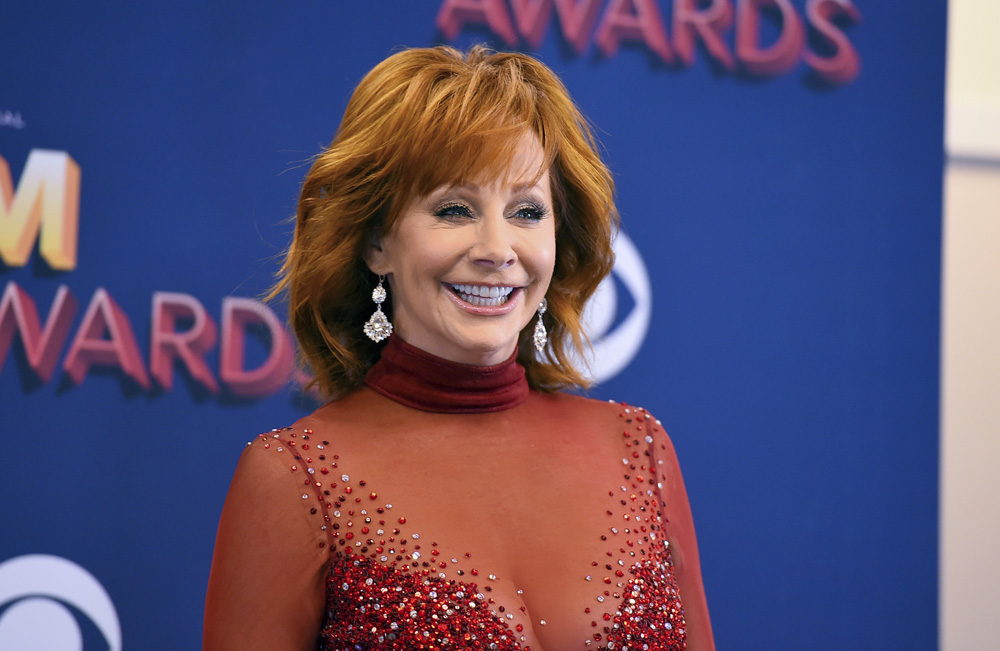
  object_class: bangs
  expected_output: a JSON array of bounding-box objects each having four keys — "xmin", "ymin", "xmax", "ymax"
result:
[
  {"xmin": 379, "ymin": 54, "xmax": 561, "ymax": 224},
  {"xmin": 411, "ymin": 125, "xmax": 555, "ymax": 198}
]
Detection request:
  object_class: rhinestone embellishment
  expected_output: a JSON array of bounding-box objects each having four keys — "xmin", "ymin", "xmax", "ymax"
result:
[{"xmin": 252, "ymin": 400, "xmax": 687, "ymax": 650}]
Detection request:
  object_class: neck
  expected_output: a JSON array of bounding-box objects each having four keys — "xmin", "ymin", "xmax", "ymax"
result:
[{"xmin": 364, "ymin": 335, "xmax": 529, "ymax": 413}]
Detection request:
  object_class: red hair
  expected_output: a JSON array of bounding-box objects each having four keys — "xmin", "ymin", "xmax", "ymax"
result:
[{"xmin": 273, "ymin": 45, "xmax": 618, "ymax": 398}]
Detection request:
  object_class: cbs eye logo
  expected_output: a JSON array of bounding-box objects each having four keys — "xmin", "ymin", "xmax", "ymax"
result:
[
  {"xmin": 0, "ymin": 555, "xmax": 122, "ymax": 651},
  {"xmin": 575, "ymin": 230, "xmax": 653, "ymax": 383}
]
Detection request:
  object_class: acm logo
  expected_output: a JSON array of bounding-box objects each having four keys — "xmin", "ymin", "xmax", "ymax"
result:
[
  {"xmin": 0, "ymin": 555, "xmax": 121, "ymax": 650},
  {"xmin": 0, "ymin": 149, "xmax": 80, "ymax": 271}
]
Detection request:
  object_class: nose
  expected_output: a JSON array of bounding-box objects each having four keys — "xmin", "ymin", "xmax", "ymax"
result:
[{"xmin": 470, "ymin": 212, "xmax": 517, "ymax": 270}]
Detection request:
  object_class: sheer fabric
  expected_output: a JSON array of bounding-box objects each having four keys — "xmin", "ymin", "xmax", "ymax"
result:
[{"xmin": 205, "ymin": 336, "xmax": 713, "ymax": 650}]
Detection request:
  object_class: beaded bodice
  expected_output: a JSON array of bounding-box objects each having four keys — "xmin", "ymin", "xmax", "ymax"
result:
[{"xmin": 250, "ymin": 337, "xmax": 687, "ymax": 650}]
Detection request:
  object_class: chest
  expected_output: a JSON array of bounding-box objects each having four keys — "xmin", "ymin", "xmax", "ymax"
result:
[{"xmin": 313, "ymin": 409, "xmax": 685, "ymax": 650}]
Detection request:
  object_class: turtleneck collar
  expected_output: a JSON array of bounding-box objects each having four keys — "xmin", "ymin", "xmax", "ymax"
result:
[{"xmin": 364, "ymin": 335, "xmax": 529, "ymax": 413}]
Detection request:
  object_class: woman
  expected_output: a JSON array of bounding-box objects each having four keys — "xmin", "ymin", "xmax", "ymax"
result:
[{"xmin": 205, "ymin": 45, "xmax": 713, "ymax": 650}]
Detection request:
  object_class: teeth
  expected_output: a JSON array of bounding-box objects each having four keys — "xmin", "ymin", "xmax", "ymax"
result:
[{"xmin": 449, "ymin": 284, "xmax": 515, "ymax": 306}]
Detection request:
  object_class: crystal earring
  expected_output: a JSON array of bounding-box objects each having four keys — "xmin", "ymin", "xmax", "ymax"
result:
[
  {"xmin": 363, "ymin": 276, "xmax": 393, "ymax": 342},
  {"xmin": 533, "ymin": 298, "xmax": 548, "ymax": 352}
]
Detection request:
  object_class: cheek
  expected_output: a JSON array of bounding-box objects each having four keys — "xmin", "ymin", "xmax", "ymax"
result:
[
  {"xmin": 536, "ymin": 228, "xmax": 557, "ymax": 280},
  {"xmin": 416, "ymin": 237, "xmax": 467, "ymax": 279},
  {"xmin": 388, "ymin": 231, "xmax": 454, "ymax": 280}
]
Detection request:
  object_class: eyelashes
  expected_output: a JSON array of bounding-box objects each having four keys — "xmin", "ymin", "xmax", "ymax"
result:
[
  {"xmin": 432, "ymin": 201, "xmax": 550, "ymax": 222},
  {"xmin": 512, "ymin": 202, "xmax": 549, "ymax": 222},
  {"xmin": 433, "ymin": 202, "xmax": 474, "ymax": 219}
]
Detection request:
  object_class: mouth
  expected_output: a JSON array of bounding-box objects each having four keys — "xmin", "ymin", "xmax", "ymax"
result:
[{"xmin": 447, "ymin": 283, "xmax": 516, "ymax": 307}]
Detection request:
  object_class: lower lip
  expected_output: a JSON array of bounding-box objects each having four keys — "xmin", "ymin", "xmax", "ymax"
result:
[{"xmin": 443, "ymin": 284, "xmax": 522, "ymax": 316}]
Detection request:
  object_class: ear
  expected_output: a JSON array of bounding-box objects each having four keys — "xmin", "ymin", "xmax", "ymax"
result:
[{"xmin": 363, "ymin": 235, "xmax": 390, "ymax": 276}]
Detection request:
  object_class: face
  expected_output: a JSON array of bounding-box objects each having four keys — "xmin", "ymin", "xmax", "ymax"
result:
[{"xmin": 366, "ymin": 135, "xmax": 556, "ymax": 366}]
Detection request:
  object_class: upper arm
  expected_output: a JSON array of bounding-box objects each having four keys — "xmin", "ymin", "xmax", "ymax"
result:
[
  {"xmin": 641, "ymin": 409, "xmax": 716, "ymax": 651},
  {"xmin": 204, "ymin": 434, "xmax": 331, "ymax": 651}
]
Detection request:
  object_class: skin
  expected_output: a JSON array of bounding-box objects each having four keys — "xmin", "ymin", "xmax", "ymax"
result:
[
  {"xmin": 366, "ymin": 135, "xmax": 556, "ymax": 366},
  {"xmin": 207, "ymin": 142, "xmax": 715, "ymax": 650}
]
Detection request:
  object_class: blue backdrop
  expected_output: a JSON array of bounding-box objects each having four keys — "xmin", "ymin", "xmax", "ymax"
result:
[{"xmin": 1, "ymin": 2, "xmax": 944, "ymax": 649}]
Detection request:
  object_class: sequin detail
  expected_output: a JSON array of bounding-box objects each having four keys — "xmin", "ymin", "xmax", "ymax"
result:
[{"xmin": 257, "ymin": 404, "xmax": 686, "ymax": 650}]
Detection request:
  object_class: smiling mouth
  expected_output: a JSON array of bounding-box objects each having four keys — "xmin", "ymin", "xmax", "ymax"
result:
[{"xmin": 448, "ymin": 283, "xmax": 516, "ymax": 307}]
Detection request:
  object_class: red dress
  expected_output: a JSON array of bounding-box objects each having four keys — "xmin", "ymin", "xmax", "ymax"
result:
[{"xmin": 205, "ymin": 336, "xmax": 711, "ymax": 651}]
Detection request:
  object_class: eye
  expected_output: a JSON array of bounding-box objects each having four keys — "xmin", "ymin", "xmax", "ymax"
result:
[
  {"xmin": 433, "ymin": 202, "xmax": 474, "ymax": 220},
  {"xmin": 511, "ymin": 202, "xmax": 548, "ymax": 222}
]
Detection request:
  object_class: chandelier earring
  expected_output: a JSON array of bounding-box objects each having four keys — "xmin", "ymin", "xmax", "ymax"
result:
[
  {"xmin": 533, "ymin": 298, "xmax": 548, "ymax": 353},
  {"xmin": 363, "ymin": 276, "xmax": 393, "ymax": 342}
]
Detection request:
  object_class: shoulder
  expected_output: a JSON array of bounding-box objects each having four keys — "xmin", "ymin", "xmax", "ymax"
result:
[
  {"xmin": 526, "ymin": 391, "xmax": 679, "ymax": 458},
  {"xmin": 532, "ymin": 391, "xmax": 672, "ymax": 434},
  {"xmin": 229, "ymin": 426, "xmax": 335, "ymax": 550},
  {"xmin": 238, "ymin": 427, "xmax": 312, "ymax": 483},
  {"xmin": 240, "ymin": 423, "xmax": 336, "ymax": 488},
  {"xmin": 206, "ymin": 430, "xmax": 332, "ymax": 647},
  {"xmin": 294, "ymin": 384, "xmax": 412, "ymax": 434}
]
